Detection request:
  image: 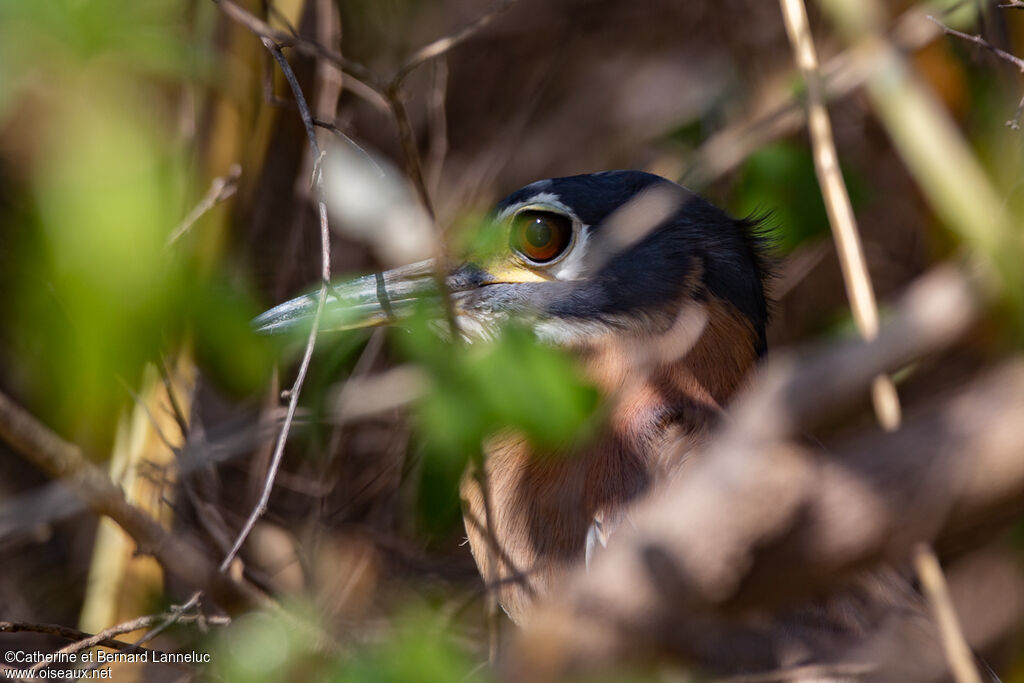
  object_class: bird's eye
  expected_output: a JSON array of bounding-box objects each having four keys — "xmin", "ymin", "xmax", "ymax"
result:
[{"xmin": 509, "ymin": 210, "xmax": 573, "ymax": 264}]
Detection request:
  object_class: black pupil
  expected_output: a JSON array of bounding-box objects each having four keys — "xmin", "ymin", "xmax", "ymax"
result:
[{"xmin": 525, "ymin": 218, "xmax": 552, "ymax": 248}]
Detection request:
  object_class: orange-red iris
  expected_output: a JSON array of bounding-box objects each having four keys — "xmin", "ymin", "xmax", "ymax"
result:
[{"xmin": 510, "ymin": 211, "xmax": 572, "ymax": 263}]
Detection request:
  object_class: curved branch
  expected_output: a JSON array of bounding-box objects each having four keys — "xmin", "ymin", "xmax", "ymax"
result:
[{"xmin": 0, "ymin": 391, "xmax": 267, "ymax": 610}]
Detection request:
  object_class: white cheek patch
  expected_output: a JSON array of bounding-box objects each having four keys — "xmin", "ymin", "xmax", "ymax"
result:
[{"xmin": 551, "ymin": 225, "xmax": 589, "ymax": 281}]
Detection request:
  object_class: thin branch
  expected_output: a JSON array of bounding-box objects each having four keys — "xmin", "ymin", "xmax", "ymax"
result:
[
  {"xmin": 306, "ymin": 0, "xmax": 384, "ymax": 182},
  {"xmin": 929, "ymin": 13, "xmax": 1024, "ymax": 134},
  {"xmin": 213, "ymin": 0, "xmax": 458, "ymax": 337},
  {"xmin": 511, "ymin": 266, "xmax": 1011, "ymax": 679},
  {"xmin": 215, "ymin": 0, "xmax": 513, "ymax": 219},
  {"xmin": 310, "ymin": 118, "xmax": 386, "ymax": 176},
  {"xmin": 382, "ymin": 87, "xmax": 459, "ymax": 337},
  {"xmin": 913, "ymin": 545, "xmax": 984, "ymax": 683},
  {"xmin": 928, "ymin": 15, "xmax": 1024, "ymax": 72},
  {"xmin": 219, "ymin": 38, "xmax": 332, "ymax": 573},
  {"xmin": 214, "ymin": 0, "xmax": 384, "ymax": 94},
  {"xmin": 1008, "ymin": 92, "xmax": 1024, "ymax": 130},
  {"xmin": 0, "ymin": 622, "xmax": 166, "ymax": 658},
  {"xmin": 119, "ymin": 378, "xmax": 180, "ymax": 457},
  {"xmin": 780, "ymin": 0, "xmax": 900, "ymax": 430},
  {"xmin": 390, "ymin": 0, "xmax": 520, "ymax": 86},
  {"xmin": 683, "ymin": 4, "xmax": 952, "ymax": 189},
  {"xmin": 158, "ymin": 357, "xmax": 191, "ymax": 442},
  {"xmin": 167, "ymin": 164, "xmax": 241, "ymax": 246},
  {"xmin": 313, "ymin": 0, "xmax": 344, "ymax": 139},
  {"xmin": 824, "ymin": 0, "xmax": 1020, "ymax": 314},
  {"xmin": 130, "ymin": 592, "xmax": 205, "ymax": 655},
  {"xmin": 264, "ymin": 0, "xmax": 299, "ymax": 38},
  {"xmin": 386, "ymin": 87, "xmax": 434, "ymax": 220},
  {"xmin": 382, "ymin": 0, "xmax": 520, "ymax": 217},
  {"xmin": 0, "ymin": 389, "xmax": 267, "ymax": 609},
  {"xmin": 473, "ymin": 468, "xmax": 503, "ymax": 664},
  {"xmin": 26, "ymin": 606, "xmax": 228, "ymax": 673},
  {"xmin": 0, "ymin": 409, "xmax": 310, "ymax": 546},
  {"xmin": 425, "ymin": 58, "xmax": 450, "ymax": 198}
]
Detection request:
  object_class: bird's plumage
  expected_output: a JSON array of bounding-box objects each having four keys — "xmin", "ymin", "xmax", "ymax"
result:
[
  {"xmin": 458, "ymin": 171, "xmax": 771, "ymax": 622},
  {"xmin": 482, "ymin": 172, "xmax": 770, "ymax": 351},
  {"xmin": 256, "ymin": 170, "xmax": 772, "ymax": 622},
  {"xmin": 257, "ymin": 170, "xmax": 1000, "ymax": 678}
]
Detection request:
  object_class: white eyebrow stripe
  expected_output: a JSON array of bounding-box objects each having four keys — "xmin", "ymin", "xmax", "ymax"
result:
[{"xmin": 496, "ymin": 192, "xmax": 574, "ymax": 221}]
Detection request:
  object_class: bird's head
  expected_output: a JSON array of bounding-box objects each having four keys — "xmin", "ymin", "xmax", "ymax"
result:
[{"xmin": 256, "ymin": 171, "xmax": 769, "ymax": 388}]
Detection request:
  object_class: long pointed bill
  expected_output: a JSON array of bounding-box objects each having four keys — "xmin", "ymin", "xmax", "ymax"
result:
[{"xmin": 253, "ymin": 260, "xmax": 488, "ymax": 335}]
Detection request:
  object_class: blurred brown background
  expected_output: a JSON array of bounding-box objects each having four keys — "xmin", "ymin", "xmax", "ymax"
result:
[{"xmin": 1, "ymin": 0, "xmax": 1023, "ymax": 679}]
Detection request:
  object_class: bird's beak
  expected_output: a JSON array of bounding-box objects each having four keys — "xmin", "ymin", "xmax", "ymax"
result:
[{"xmin": 254, "ymin": 259, "xmax": 505, "ymax": 335}]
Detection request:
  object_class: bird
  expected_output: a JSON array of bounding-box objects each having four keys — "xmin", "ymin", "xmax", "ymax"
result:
[
  {"xmin": 256, "ymin": 172, "xmax": 1007, "ymax": 680},
  {"xmin": 255, "ymin": 170, "xmax": 770, "ymax": 624}
]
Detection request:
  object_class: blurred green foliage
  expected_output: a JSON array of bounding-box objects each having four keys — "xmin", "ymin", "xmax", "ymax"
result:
[
  {"xmin": 925, "ymin": 0, "xmax": 979, "ymax": 31},
  {"xmin": 332, "ymin": 608, "xmax": 485, "ymax": 683},
  {"xmin": 728, "ymin": 141, "xmax": 867, "ymax": 253},
  {"xmin": 391, "ymin": 303, "xmax": 601, "ymax": 535},
  {"xmin": 958, "ymin": 71, "xmax": 1024, "ymax": 340},
  {"xmin": 452, "ymin": 213, "xmax": 509, "ymax": 268},
  {"xmin": 0, "ymin": 0, "xmax": 273, "ymax": 448},
  {"xmin": 214, "ymin": 604, "xmax": 484, "ymax": 683},
  {"xmin": 0, "ymin": 0, "xmax": 196, "ymax": 109}
]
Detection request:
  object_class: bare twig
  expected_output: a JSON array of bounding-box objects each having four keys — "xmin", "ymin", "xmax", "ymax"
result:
[
  {"xmin": 157, "ymin": 358, "xmax": 191, "ymax": 442},
  {"xmin": 1008, "ymin": 92, "xmax": 1024, "ymax": 130},
  {"xmin": 214, "ymin": 0, "xmax": 514, "ymax": 215},
  {"xmin": 824, "ymin": 0, "xmax": 1021, "ymax": 319},
  {"xmin": 386, "ymin": 86, "xmax": 434, "ymax": 218},
  {"xmin": 928, "ymin": 15, "xmax": 1024, "ymax": 72},
  {"xmin": 219, "ymin": 39, "xmax": 332, "ymax": 573},
  {"xmin": 310, "ymin": 118, "xmax": 386, "ymax": 176},
  {"xmin": 0, "ymin": 389, "xmax": 267, "ymax": 608},
  {"xmin": 119, "ymin": 378, "xmax": 180, "ymax": 457},
  {"xmin": 25, "ymin": 605, "xmax": 229, "ymax": 673},
  {"xmin": 510, "ymin": 267, "xmax": 1021, "ymax": 680},
  {"xmin": 390, "ymin": 0, "xmax": 519, "ymax": 86},
  {"xmin": 128, "ymin": 592, "xmax": 206, "ymax": 656},
  {"xmin": 313, "ymin": 0, "xmax": 344, "ymax": 149},
  {"xmin": 928, "ymin": 13, "xmax": 1024, "ymax": 132},
  {"xmin": 382, "ymin": 89, "xmax": 461, "ymax": 337},
  {"xmin": 780, "ymin": 0, "xmax": 901, "ymax": 430},
  {"xmin": 913, "ymin": 545, "xmax": 984, "ymax": 683},
  {"xmin": 472, "ymin": 468, "xmax": 503, "ymax": 664},
  {"xmin": 167, "ymin": 164, "xmax": 241, "ymax": 246},
  {"xmin": 425, "ymin": 59, "xmax": 450, "ymax": 199},
  {"xmin": 0, "ymin": 410, "xmax": 309, "ymax": 546},
  {"xmin": 511, "ymin": 263, "xmax": 984, "ymax": 660},
  {"xmin": 0, "ymin": 622, "xmax": 166, "ymax": 658},
  {"xmin": 213, "ymin": 0, "xmax": 464, "ymax": 335},
  {"xmin": 214, "ymin": 0, "xmax": 384, "ymax": 95},
  {"xmin": 683, "ymin": 5, "xmax": 950, "ymax": 188},
  {"xmin": 265, "ymin": 0, "xmax": 299, "ymax": 38}
]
